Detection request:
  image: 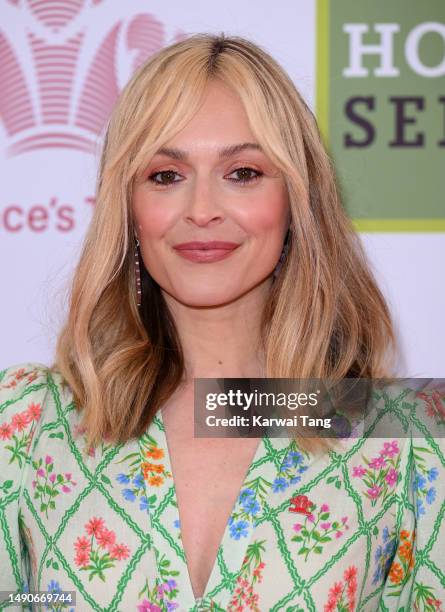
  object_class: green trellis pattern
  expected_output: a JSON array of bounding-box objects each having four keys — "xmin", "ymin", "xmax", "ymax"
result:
[{"xmin": 0, "ymin": 363, "xmax": 444, "ymax": 612}]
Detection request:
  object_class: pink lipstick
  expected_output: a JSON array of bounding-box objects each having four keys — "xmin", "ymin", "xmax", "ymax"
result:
[{"xmin": 173, "ymin": 241, "xmax": 241, "ymax": 263}]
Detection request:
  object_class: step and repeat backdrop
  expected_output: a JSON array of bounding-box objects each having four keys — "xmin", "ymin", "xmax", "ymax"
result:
[{"xmin": 0, "ymin": 0, "xmax": 444, "ymax": 375}]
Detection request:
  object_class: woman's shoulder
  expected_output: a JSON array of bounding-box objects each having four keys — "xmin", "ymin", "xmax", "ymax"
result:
[
  {"xmin": 0, "ymin": 362, "xmax": 77, "ymax": 482},
  {"xmin": 0, "ymin": 361, "xmax": 50, "ymax": 402},
  {"xmin": 0, "ymin": 361, "xmax": 73, "ymax": 427}
]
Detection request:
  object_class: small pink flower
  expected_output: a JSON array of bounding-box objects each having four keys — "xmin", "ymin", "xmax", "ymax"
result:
[
  {"xmin": 74, "ymin": 536, "xmax": 91, "ymax": 553},
  {"xmin": 137, "ymin": 600, "xmax": 154, "ymax": 612},
  {"xmin": 36, "ymin": 468, "xmax": 45, "ymax": 477},
  {"xmin": 11, "ymin": 412, "xmax": 30, "ymax": 432},
  {"xmin": 367, "ymin": 485, "xmax": 382, "ymax": 499},
  {"xmin": 320, "ymin": 503, "xmax": 329, "ymax": 513},
  {"xmin": 65, "ymin": 473, "xmax": 72, "ymax": 481},
  {"xmin": 293, "ymin": 523, "xmax": 303, "ymax": 532},
  {"xmin": 341, "ymin": 516, "xmax": 348, "ymax": 524},
  {"xmin": 45, "ymin": 455, "xmax": 53, "ymax": 465},
  {"xmin": 62, "ymin": 485, "xmax": 71, "ymax": 493},
  {"xmin": 0, "ymin": 423, "xmax": 13, "ymax": 440},
  {"xmin": 335, "ymin": 530, "xmax": 343, "ymax": 538},
  {"xmin": 110, "ymin": 543, "xmax": 130, "ymax": 560},
  {"xmin": 32, "ymin": 480, "xmax": 37, "ymax": 488},
  {"xmin": 369, "ymin": 456, "xmax": 386, "ymax": 469},
  {"xmin": 385, "ymin": 468, "xmax": 398, "ymax": 487},
  {"xmin": 321, "ymin": 522, "xmax": 331, "ymax": 530},
  {"xmin": 49, "ymin": 473, "xmax": 56, "ymax": 483},
  {"xmin": 328, "ymin": 581, "xmax": 343, "ymax": 600},
  {"xmin": 307, "ymin": 513, "xmax": 315, "ymax": 522},
  {"xmin": 344, "ymin": 565, "xmax": 358, "ymax": 582},
  {"xmin": 74, "ymin": 549, "xmax": 90, "ymax": 567},
  {"xmin": 85, "ymin": 516, "xmax": 105, "ymax": 537},
  {"xmin": 380, "ymin": 440, "xmax": 399, "ymax": 458},
  {"xmin": 96, "ymin": 527, "xmax": 116, "ymax": 550},
  {"xmin": 26, "ymin": 403, "xmax": 42, "ymax": 422},
  {"xmin": 352, "ymin": 465, "xmax": 366, "ymax": 477},
  {"xmin": 347, "ymin": 576, "xmax": 357, "ymax": 597}
]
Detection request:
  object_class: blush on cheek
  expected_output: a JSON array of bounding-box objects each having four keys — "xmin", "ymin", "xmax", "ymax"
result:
[
  {"xmin": 244, "ymin": 205, "xmax": 287, "ymax": 233},
  {"xmin": 133, "ymin": 203, "xmax": 176, "ymax": 239}
]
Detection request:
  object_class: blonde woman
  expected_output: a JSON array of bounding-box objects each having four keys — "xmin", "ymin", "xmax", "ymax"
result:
[{"xmin": 1, "ymin": 34, "xmax": 444, "ymax": 612}]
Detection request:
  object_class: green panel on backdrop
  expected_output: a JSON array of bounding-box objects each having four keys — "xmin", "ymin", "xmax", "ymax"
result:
[{"xmin": 316, "ymin": 0, "xmax": 445, "ymax": 231}]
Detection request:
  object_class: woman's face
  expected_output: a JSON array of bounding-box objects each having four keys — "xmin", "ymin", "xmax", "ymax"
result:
[{"xmin": 132, "ymin": 79, "xmax": 290, "ymax": 307}]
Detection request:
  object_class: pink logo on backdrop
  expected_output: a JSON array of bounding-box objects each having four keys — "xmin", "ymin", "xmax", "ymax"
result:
[{"xmin": 0, "ymin": 0, "xmax": 185, "ymax": 157}]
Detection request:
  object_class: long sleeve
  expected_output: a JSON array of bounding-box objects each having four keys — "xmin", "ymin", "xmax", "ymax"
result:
[
  {"xmin": 0, "ymin": 363, "xmax": 49, "ymax": 609},
  {"xmin": 377, "ymin": 381, "xmax": 445, "ymax": 611}
]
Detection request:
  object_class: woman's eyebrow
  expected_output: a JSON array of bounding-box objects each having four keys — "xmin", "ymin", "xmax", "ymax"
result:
[{"xmin": 154, "ymin": 142, "xmax": 263, "ymax": 161}]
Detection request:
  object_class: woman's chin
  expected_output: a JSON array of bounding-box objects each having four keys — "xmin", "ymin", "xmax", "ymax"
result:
[{"xmin": 162, "ymin": 286, "xmax": 248, "ymax": 309}]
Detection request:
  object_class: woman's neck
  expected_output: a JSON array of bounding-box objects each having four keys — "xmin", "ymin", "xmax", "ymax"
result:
[{"xmin": 162, "ymin": 279, "xmax": 270, "ymax": 380}]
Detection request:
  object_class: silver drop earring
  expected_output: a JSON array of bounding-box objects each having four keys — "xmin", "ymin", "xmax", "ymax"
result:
[{"xmin": 134, "ymin": 237, "xmax": 142, "ymax": 307}]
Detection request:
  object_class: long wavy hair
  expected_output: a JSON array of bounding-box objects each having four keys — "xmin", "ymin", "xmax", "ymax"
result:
[{"xmin": 52, "ymin": 33, "xmax": 399, "ymax": 455}]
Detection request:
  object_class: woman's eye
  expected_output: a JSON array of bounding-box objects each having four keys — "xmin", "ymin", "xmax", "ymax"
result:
[
  {"xmin": 147, "ymin": 167, "xmax": 262, "ymax": 186},
  {"xmin": 227, "ymin": 167, "xmax": 263, "ymax": 184},
  {"xmin": 148, "ymin": 170, "xmax": 183, "ymax": 186}
]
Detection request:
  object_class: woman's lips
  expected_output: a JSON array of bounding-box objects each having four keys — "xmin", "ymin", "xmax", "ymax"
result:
[{"xmin": 173, "ymin": 241, "xmax": 241, "ymax": 263}]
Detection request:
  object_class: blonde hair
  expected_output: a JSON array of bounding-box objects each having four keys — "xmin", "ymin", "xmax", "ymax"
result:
[{"xmin": 52, "ymin": 33, "xmax": 399, "ymax": 456}]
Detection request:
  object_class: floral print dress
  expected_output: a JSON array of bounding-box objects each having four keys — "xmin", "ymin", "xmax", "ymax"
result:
[{"xmin": 0, "ymin": 363, "xmax": 444, "ymax": 611}]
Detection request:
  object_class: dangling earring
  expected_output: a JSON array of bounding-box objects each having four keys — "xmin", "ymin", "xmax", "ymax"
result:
[
  {"xmin": 134, "ymin": 237, "xmax": 142, "ymax": 307},
  {"xmin": 273, "ymin": 228, "xmax": 291, "ymax": 280}
]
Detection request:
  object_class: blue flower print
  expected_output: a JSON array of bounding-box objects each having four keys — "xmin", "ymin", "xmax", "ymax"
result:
[
  {"xmin": 411, "ymin": 459, "xmax": 438, "ymax": 517},
  {"xmin": 116, "ymin": 472, "xmax": 130, "ymax": 484},
  {"xmin": 280, "ymin": 456, "xmax": 293, "ymax": 471},
  {"xmin": 427, "ymin": 467, "xmax": 439, "ymax": 482},
  {"xmin": 242, "ymin": 496, "xmax": 261, "ymax": 516},
  {"xmin": 140, "ymin": 496, "xmax": 152, "ymax": 512},
  {"xmin": 289, "ymin": 450, "xmax": 304, "ymax": 466},
  {"xmin": 132, "ymin": 472, "xmax": 145, "ymax": 489},
  {"xmin": 289, "ymin": 475, "xmax": 302, "ymax": 485},
  {"xmin": 413, "ymin": 472, "xmax": 427, "ymax": 492},
  {"xmin": 277, "ymin": 447, "xmax": 309, "ymax": 489},
  {"xmin": 238, "ymin": 488, "xmax": 255, "ymax": 504},
  {"xmin": 45, "ymin": 580, "xmax": 75, "ymax": 611},
  {"xmin": 229, "ymin": 519, "xmax": 249, "ymax": 540},
  {"xmin": 47, "ymin": 579, "xmax": 60, "ymax": 592},
  {"xmin": 162, "ymin": 578, "xmax": 177, "ymax": 592},
  {"xmin": 426, "ymin": 487, "xmax": 436, "ymax": 505},
  {"xmin": 372, "ymin": 527, "xmax": 397, "ymax": 585},
  {"xmin": 122, "ymin": 488, "xmax": 136, "ymax": 502},
  {"xmin": 416, "ymin": 498, "xmax": 426, "ymax": 517},
  {"xmin": 272, "ymin": 476, "xmax": 289, "ymax": 493}
]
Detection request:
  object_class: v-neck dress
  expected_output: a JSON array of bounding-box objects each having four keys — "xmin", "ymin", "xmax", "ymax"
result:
[{"xmin": 1, "ymin": 362, "xmax": 444, "ymax": 611}]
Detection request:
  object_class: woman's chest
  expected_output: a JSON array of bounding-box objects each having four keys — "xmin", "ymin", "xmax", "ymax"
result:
[{"xmin": 163, "ymin": 432, "xmax": 262, "ymax": 598}]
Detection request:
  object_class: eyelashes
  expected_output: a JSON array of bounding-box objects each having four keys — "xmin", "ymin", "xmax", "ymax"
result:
[{"xmin": 147, "ymin": 167, "xmax": 264, "ymax": 187}]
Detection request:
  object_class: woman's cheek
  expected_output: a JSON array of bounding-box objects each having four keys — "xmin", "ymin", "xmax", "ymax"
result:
[
  {"xmin": 238, "ymin": 195, "xmax": 287, "ymax": 233},
  {"xmin": 134, "ymin": 197, "xmax": 178, "ymax": 238}
]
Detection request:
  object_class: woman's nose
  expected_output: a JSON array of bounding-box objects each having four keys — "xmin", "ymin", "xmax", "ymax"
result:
[{"xmin": 184, "ymin": 175, "xmax": 224, "ymax": 227}]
